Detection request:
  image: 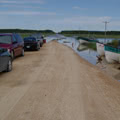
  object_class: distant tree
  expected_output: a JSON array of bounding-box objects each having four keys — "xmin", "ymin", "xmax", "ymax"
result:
[{"xmin": 0, "ymin": 29, "xmax": 55, "ymax": 34}]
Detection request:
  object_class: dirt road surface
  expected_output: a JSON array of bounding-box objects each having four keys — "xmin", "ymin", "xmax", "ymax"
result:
[{"xmin": 0, "ymin": 41, "xmax": 120, "ymax": 120}]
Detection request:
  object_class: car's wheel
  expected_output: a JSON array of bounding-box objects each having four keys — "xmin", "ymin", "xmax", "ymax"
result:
[
  {"xmin": 21, "ymin": 48, "xmax": 24, "ymax": 56},
  {"xmin": 6, "ymin": 59, "xmax": 12, "ymax": 72},
  {"xmin": 11, "ymin": 51, "xmax": 14, "ymax": 60}
]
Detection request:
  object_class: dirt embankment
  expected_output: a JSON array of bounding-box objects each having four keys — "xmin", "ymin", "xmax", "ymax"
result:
[
  {"xmin": 0, "ymin": 41, "xmax": 120, "ymax": 120},
  {"xmin": 96, "ymin": 57, "xmax": 120, "ymax": 81}
]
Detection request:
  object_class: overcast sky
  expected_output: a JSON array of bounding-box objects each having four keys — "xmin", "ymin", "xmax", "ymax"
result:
[{"xmin": 0, "ymin": 0, "xmax": 120, "ymax": 32}]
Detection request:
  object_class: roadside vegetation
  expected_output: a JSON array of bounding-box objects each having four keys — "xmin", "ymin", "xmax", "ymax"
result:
[
  {"xmin": 0, "ymin": 29, "xmax": 55, "ymax": 38},
  {"xmin": 60, "ymin": 30, "xmax": 120, "ymax": 39},
  {"xmin": 20, "ymin": 33, "xmax": 55, "ymax": 38},
  {"xmin": 62, "ymin": 34, "xmax": 120, "ymax": 39},
  {"xmin": 82, "ymin": 42, "xmax": 97, "ymax": 51},
  {"xmin": 107, "ymin": 39, "xmax": 120, "ymax": 47},
  {"xmin": 77, "ymin": 42, "xmax": 97, "ymax": 51}
]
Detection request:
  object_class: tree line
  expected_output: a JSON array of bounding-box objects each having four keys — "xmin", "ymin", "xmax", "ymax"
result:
[
  {"xmin": 60, "ymin": 30, "xmax": 120, "ymax": 35},
  {"xmin": 0, "ymin": 29, "xmax": 55, "ymax": 34}
]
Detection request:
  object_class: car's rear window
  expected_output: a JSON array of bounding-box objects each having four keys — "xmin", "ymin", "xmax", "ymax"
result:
[
  {"xmin": 24, "ymin": 37, "xmax": 36, "ymax": 42},
  {"xmin": 0, "ymin": 35, "xmax": 12, "ymax": 44}
]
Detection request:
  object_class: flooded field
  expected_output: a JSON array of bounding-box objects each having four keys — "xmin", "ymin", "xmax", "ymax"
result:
[
  {"xmin": 58, "ymin": 37, "xmax": 98, "ymax": 65},
  {"xmin": 45, "ymin": 35, "xmax": 120, "ymax": 65},
  {"xmin": 45, "ymin": 35, "xmax": 118, "ymax": 65},
  {"xmin": 45, "ymin": 35, "xmax": 120, "ymax": 81},
  {"xmin": 97, "ymin": 38, "xmax": 114, "ymax": 43}
]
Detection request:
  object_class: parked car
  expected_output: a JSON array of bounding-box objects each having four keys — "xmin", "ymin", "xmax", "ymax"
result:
[
  {"xmin": 31, "ymin": 33, "xmax": 44, "ymax": 47},
  {"xmin": 24, "ymin": 37, "xmax": 40, "ymax": 51},
  {"xmin": 41, "ymin": 35, "xmax": 46, "ymax": 43},
  {"xmin": 0, "ymin": 47, "xmax": 12, "ymax": 72},
  {"xmin": 43, "ymin": 37, "xmax": 46, "ymax": 43},
  {"xmin": 0, "ymin": 33, "xmax": 24, "ymax": 59}
]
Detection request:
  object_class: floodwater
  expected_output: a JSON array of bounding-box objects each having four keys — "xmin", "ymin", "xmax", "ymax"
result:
[
  {"xmin": 45, "ymin": 35, "xmax": 120, "ymax": 81},
  {"xmin": 45, "ymin": 35, "xmax": 98, "ymax": 65},
  {"xmin": 58, "ymin": 37, "xmax": 98, "ymax": 65},
  {"xmin": 97, "ymin": 38, "xmax": 114, "ymax": 43},
  {"xmin": 45, "ymin": 34, "xmax": 65, "ymax": 43}
]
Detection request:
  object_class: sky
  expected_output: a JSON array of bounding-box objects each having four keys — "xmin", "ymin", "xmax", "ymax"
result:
[{"xmin": 0, "ymin": 0, "xmax": 120, "ymax": 32}]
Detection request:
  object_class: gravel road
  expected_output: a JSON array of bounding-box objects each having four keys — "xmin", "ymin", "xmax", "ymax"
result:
[{"xmin": 0, "ymin": 41, "xmax": 120, "ymax": 120}]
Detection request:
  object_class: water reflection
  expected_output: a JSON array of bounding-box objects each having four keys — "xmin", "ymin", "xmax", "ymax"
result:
[
  {"xmin": 45, "ymin": 35, "xmax": 119, "ymax": 65},
  {"xmin": 97, "ymin": 38, "xmax": 114, "ymax": 43},
  {"xmin": 45, "ymin": 34, "xmax": 65, "ymax": 43},
  {"xmin": 45, "ymin": 35, "xmax": 120, "ymax": 81},
  {"xmin": 58, "ymin": 37, "xmax": 98, "ymax": 65}
]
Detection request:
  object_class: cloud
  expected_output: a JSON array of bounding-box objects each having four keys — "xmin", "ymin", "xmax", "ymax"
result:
[
  {"xmin": 39, "ymin": 16, "xmax": 112, "ymax": 31},
  {"xmin": 1, "ymin": 4, "xmax": 42, "ymax": 9},
  {"xmin": 72, "ymin": 6, "xmax": 88, "ymax": 10},
  {"xmin": 0, "ymin": 12, "xmax": 116, "ymax": 32},
  {"xmin": 0, "ymin": 11, "xmax": 56, "ymax": 15},
  {"xmin": 47, "ymin": 16, "xmax": 111, "ymax": 24},
  {"xmin": 0, "ymin": 0, "xmax": 45, "ymax": 4}
]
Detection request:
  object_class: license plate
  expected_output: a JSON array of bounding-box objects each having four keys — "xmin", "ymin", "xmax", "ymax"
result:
[{"xmin": 26, "ymin": 46, "xmax": 30, "ymax": 48}]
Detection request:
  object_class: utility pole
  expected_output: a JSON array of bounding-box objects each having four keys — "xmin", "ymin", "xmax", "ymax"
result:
[{"xmin": 103, "ymin": 21, "xmax": 109, "ymax": 44}]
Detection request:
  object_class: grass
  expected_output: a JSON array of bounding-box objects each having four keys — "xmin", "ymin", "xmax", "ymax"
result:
[
  {"xmin": 20, "ymin": 33, "xmax": 55, "ymax": 39},
  {"xmin": 82, "ymin": 42, "xmax": 97, "ymax": 51},
  {"xmin": 107, "ymin": 39, "xmax": 120, "ymax": 47},
  {"xmin": 20, "ymin": 33, "xmax": 120, "ymax": 39},
  {"xmin": 61, "ymin": 33, "xmax": 120, "ymax": 39},
  {"xmin": 20, "ymin": 33, "xmax": 32, "ymax": 38}
]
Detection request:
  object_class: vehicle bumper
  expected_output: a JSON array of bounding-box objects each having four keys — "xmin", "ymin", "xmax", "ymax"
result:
[{"xmin": 24, "ymin": 44, "xmax": 38, "ymax": 50}]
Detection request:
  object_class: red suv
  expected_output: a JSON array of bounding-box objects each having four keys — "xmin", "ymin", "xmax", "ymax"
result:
[{"xmin": 0, "ymin": 33, "xmax": 24, "ymax": 59}]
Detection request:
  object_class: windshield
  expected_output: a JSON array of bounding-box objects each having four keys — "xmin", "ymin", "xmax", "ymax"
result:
[
  {"xmin": 24, "ymin": 37, "xmax": 36, "ymax": 42},
  {"xmin": 0, "ymin": 35, "xmax": 12, "ymax": 44}
]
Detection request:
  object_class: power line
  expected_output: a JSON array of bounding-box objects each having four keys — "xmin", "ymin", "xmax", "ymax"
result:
[{"xmin": 103, "ymin": 21, "xmax": 109, "ymax": 44}]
